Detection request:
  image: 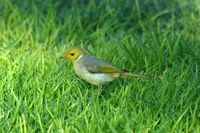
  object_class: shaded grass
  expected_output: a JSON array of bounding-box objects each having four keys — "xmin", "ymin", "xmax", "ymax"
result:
[{"xmin": 0, "ymin": 0, "xmax": 200, "ymax": 132}]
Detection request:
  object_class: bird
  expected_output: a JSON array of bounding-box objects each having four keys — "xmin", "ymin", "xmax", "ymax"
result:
[{"xmin": 62, "ymin": 47, "xmax": 150, "ymax": 86}]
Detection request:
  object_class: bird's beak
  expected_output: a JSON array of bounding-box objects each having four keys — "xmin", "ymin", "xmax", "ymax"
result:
[
  {"xmin": 59, "ymin": 56, "xmax": 65, "ymax": 59},
  {"xmin": 59, "ymin": 53, "xmax": 68, "ymax": 59}
]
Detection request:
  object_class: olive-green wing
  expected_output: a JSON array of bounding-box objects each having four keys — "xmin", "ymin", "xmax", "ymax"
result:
[
  {"xmin": 97, "ymin": 65, "xmax": 122, "ymax": 73},
  {"xmin": 83, "ymin": 55, "xmax": 122, "ymax": 73}
]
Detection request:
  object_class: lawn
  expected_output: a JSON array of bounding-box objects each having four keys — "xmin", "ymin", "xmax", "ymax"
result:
[{"xmin": 0, "ymin": 0, "xmax": 199, "ymax": 132}]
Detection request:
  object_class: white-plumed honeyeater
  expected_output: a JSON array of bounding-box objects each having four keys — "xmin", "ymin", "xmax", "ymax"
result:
[{"xmin": 63, "ymin": 47, "xmax": 150, "ymax": 86}]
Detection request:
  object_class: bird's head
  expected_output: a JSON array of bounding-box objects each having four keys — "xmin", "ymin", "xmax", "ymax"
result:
[{"xmin": 63, "ymin": 47, "xmax": 85, "ymax": 62}]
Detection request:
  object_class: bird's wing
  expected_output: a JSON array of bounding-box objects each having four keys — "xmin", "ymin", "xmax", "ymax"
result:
[{"xmin": 83, "ymin": 55, "xmax": 122, "ymax": 73}]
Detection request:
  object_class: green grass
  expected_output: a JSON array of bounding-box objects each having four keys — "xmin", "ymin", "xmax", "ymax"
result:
[{"xmin": 0, "ymin": 0, "xmax": 200, "ymax": 132}]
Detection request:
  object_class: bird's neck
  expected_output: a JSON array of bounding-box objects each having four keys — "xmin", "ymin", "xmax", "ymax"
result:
[{"xmin": 72, "ymin": 54, "xmax": 83, "ymax": 64}]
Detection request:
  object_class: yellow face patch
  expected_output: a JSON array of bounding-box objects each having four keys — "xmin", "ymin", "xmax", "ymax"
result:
[{"xmin": 63, "ymin": 47, "xmax": 84, "ymax": 61}]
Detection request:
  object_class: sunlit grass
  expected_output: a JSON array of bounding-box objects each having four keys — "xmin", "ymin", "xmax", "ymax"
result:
[{"xmin": 0, "ymin": 0, "xmax": 199, "ymax": 132}]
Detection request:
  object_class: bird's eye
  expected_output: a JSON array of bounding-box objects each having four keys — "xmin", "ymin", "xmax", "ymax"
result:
[{"xmin": 70, "ymin": 53, "xmax": 75, "ymax": 56}]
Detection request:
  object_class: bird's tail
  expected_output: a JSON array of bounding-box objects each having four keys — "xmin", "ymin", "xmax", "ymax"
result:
[{"xmin": 121, "ymin": 72, "xmax": 152, "ymax": 80}]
